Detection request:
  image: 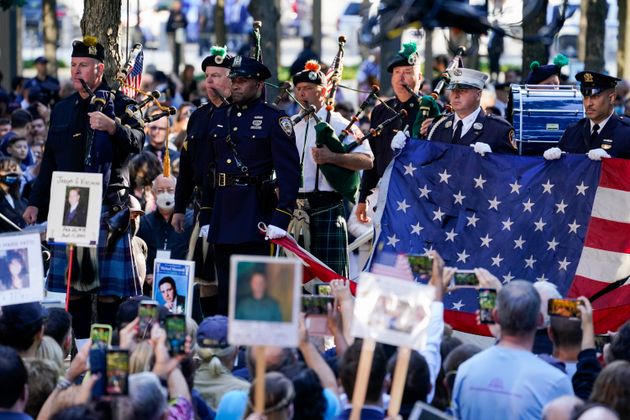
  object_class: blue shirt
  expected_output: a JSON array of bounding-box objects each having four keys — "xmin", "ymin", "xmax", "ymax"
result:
[{"xmin": 452, "ymin": 345, "xmax": 574, "ymax": 420}]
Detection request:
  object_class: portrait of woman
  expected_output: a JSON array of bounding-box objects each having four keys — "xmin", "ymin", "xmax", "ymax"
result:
[{"xmin": 6, "ymin": 250, "xmax": 29, "ymax": 290}]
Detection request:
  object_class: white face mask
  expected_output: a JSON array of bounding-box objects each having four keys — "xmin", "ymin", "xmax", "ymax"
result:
[{"xmin": 156, "ymin": 192, "xmax": 175, "ymax": 211}]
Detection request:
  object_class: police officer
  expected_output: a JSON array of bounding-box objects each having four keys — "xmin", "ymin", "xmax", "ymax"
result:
[
  {"xmin": 172, "ymin": 46, "xmax": 233, "ymax": 316},
  {"xmin": 544, "ymin": 71, "xmax": 630, "ymax": 161},
  {"xmin": 204, "ymin": 56, "xmax": 300, "ymax": 315},
  {"xmin": 291, "ymin": 60, "xmax": 373, "ymax": 277},
  {"xmin": 356, "ymin": 42, "xmax": 422, "ymax": 224},
  {"xmin": 424, "ymin": 67, "xmax": 517, "ymax": 155},
  {"xmin": 23, "ymin": 37, "xmax": 144, "ymax": 338}
]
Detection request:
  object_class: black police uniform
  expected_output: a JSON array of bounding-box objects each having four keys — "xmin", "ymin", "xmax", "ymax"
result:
[
  {"xmin": 558, "ymin": 114, "xmax": 630, "ymax": 158},
  {"xmin": 427, "ymin": 110, "xmax": 517, "ymax": 154},
  {"xmin": 358, "ymin": 98, "xmax": 419, "ymax": 203},
  {"xmin": 204, "ymin": 58, "xmax": 300, "ymax": 314}
]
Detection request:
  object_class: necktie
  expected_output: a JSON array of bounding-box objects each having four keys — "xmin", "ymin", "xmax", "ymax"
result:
[
  {"xmin": 590, "ymin": 124, "xmax": 600, "ymax": 146},
  {"xmin": 452, "ymin": 120, "xmax": 463, "ymax": 143}
]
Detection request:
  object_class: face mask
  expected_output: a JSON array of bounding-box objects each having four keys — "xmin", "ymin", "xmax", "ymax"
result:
[
  {"xmin": 0, "ymin": 174, "xmax": 20, "ymax": 186},
  {"xmin": 156, "ymin": 192, "xmax": 175, "ymax": 211}
]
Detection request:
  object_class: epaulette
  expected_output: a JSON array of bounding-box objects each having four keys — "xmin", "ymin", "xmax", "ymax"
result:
[
  {"xmin": 261, "ymin": 101, "xmax": 285, "ymax": 114},
  {"xmin": 617, "ymin": 115, "xmax": 630, "ymax": 127},
  {"xmin": 486, "ymin": 113, "xmax": 513, "ymax": 127}
]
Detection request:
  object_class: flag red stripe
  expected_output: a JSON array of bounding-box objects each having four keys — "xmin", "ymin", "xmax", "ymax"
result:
[
  {"xmin": 584, "ymin": 217, "xmax": 630, "ymax": 253},
  {"xmin": 599, "ymin": 158, "xmax": 630, "ymax": 192},
  {"xmin": 444, "ymin": 310, "xmax": 492, "ymax": 336},
  {"xmin": 568, "ymin": 274, "xmax": 630, "ymax": 332}
]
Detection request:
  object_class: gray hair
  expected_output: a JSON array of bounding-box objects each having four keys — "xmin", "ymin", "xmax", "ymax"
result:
[
  {"xmin": 533, "ymin": 281, "xmax": 562, "ymax": 328},
  {"xmin": 496, "ymin": 280, "xmax": 541, "ymax": 336},
  {"xmin": 151, "ymin": 174, "xmax": 176, "ymax": 190},
  {"xmin": 128, "ymin": 372, "xmax": 168, "ymax": 420}
]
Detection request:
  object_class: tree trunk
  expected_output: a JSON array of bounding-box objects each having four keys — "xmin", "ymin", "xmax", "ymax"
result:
[
  {"xmin": 42, "ymin": 0, "xmax": 58, "ymax": 77},
  {"xmin": 80, "ymin": 0, "xmax": 122, "ymax": 83},
  {"xmin": 215, "ymin": 0, "xmax": 226, "ymax": 47},
  {"xmin": 248, "ymin": 0, "xmax": 281, "ymax": 97},
  {"xmin": 618, "ymin": 0, "xmax": 627, "ymax": 77},
  {"xmin": 522, "ymin": 0, "xmax": 548, "ymax": 77},
  {"xmin": 312, "ymin": 0, "xmax": 322, "ymax": 57},
  {"xmin": 580, "ymin": 0, "xmax": 607, "ymax": 72}
]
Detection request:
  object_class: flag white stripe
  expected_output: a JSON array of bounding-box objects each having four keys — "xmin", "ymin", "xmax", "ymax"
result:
[
  {"xmin": 575, "ymin": 246, "xmax": 630, "ymax": 283},
  {"xmin": 591, "ymin": 187, "xmax": 630, "ymax": 223}
]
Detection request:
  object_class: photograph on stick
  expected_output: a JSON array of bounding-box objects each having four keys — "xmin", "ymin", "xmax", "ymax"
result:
[
  {"xmin": 0, "ymin": 231, "xmax": 44, "ymax": 306},
  {"xmin": 352, "ymin": 272, "xmax": 435, "ymax": 350},
  {"xmin": 46, "ymin": 171, "xmax": 103, "ymax": 247},
  {"xmin": 153, "ymin": 259, "xmax": 195, "ymax": 317},
  {"xmin": 228, "ymin": 255, "xmax": 301, "ymax": 347}
]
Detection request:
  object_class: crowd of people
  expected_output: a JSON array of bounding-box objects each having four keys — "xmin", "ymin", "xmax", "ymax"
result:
[{"xmin": 0, "ymin": 7, "xmax": 630, "ymax": 417}]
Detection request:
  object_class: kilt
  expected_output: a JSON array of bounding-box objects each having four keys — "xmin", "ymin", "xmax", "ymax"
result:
[
  {"xmin": 46, "ymin": 209, "xmax": 141, "ymax": 297},
  {"xmin": 308, "ymin": 202, "xmax": 349, "ymax": 278}
]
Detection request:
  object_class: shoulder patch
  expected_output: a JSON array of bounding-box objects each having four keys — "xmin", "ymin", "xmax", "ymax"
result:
[{"xmin": 279, "ymin": 116, "xmax": 293, "ymax": 136}]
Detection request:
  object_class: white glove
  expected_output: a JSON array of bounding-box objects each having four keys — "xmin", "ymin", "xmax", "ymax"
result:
[
  {"xmin": 471, "ymin": 142, "xmax": 492, "ymax": 156},
  {"xmin": 199, "ymin": 224, "xmax": 210, "ymax": 238},
  {"xmin": 265, "ymin": 224, "xmax": 287, "ymax": 240},
  {"xmin": 391, "ymin": 130, "xmax": 409, "ymax": 151},
  {"xmin": 543, "ymin": 147, "xmax": 563, "ymax": 161},
  {"xmin": 587, "ymin": 148, "xmax": 611, "ymax": 161}
]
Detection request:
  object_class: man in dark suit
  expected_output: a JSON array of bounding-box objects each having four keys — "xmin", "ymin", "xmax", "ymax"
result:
[
  {"xmin": 544, "ymin": 71, "xmax": 630, "ymax": 161},
  {"xmin": 424, "ymin": 67, "xmax": 517, "ymax": 155},
  {"xmin": 62, "ymin": 187, "xmax": 88, "ymax": 227}
]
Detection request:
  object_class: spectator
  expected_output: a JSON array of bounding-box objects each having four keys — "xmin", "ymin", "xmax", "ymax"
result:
[
  {"xmin": 0, "ymin": 118, "xmax": 10, "ymax": 137},
  {"xmin": 607, "ymin": 319, "xmax": 630, "ymax": 363},
  {"xmin": 543, "ymin": 395, "xmax": 584, "ymax": 420},
  {"xmin": 588, "ymin": 361, "xmax": 630, "ymax": 419},
  {"xmin": 0, "ymin": 157, "xmax": 27, "ymax": 232},
  {"xmin": 0, "ymin": 302, "xmax": 47, "ymax": 358},
  {"xmin": 194, "ymin": 316, "xmax": 249, "ymax": 409},
  {"xmin": 1, "ymin": 109, "xmax": 32, "ymax": 156},
  {"xmin": 540, "ymin": 316, "xmax": 582, "ymax": 377},
  {"xmin": 6, "ymin": 137, "xmax": 29, "ymax": 171},
  {"xmin": 137, "ymin": 174, "xmax": 193, "ymax": 293},
  {"xmin": 244, "ymin": 372, "xmax": 295, "ymax": 420},
  {"xmin": 169, "ymin": 102, "xmax": 195, "ymax": 150},
  {"xmin": 127, "ymin": 151, "xmax": 162, "ymax": 213},
  {"xmin": 180, "ymin": 66, "xmax": 198, "ymax": 103},
  {"xmin": 387, "ymin": 350, "xmax": 431, "ymax": 419},
  {"xmin": 431, "ymin": 332, "xmax": 462, "ymax": 410},
  {"xmin": 451, "ymin": 280, "xmax": 574, "ymax": 420},
  {"xmin": 9, "ymin": 76, "xmax": 25, "ymax": 113},
  {"xmin": 44, "ymin": 308, "xmax": 73, "ymax": 358},
  {"xmin": 571, "ymin": 403, "xmax": 619, "ymax": 420},
  {"xmin": 440, "ymin": 344, "xmax": 482, "ymax": 410},
  {"xmin": 128, "ymin": 372, "xmax": 169, "ymax": 419},
  {"xmin": 166, "ymin": 1, "xmax": 188, "ymax": 75},
  {"xmin": 24, "ymin": 140, "xmax": 44, "ymax": 186},
  {"xmin": 0, "ymin": 345, "xmax": 30, "ymax": 419},
  {"xmin": 337, "ymin": 339, "xmax": 388, "ymax": 420},
  {"xmin": 572, "ymin": 297, "xmax": 600, "ymax": 400},
  {"xmin": 533, "ymin": 281, "xmax": 562, "ymax": 355},
  {"xmin": 24, "ymin": 56, "xmax": 60, "ymax": 106},
  {"xmin": 35, "ymin": 336, "xmax": 65, "ymax": 376},
  {"xmin": 23, "ymin": 358, "xmax": 58, "ymax": 418},
  {"xmin": 143, "ymin": 107, "xmax": 180, "ymax": 168},
  {"xmin": 26, "ymin": 108, "xmax": 47, "ymax": 142}
]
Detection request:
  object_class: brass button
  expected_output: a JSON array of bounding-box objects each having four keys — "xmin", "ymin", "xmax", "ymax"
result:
[
  {"xmin": 227, "ymin": 159, "xmax": 232, "ymax": 164},
  {"xmin": 233, "ymin": 127, "xmax": 238, "ymax": 131}
]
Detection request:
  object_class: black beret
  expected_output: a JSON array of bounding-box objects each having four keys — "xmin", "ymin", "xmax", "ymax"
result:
[
  {"xmin": 387, "ymin": 41, "xmax": 420, "ymax": 73},
  {"xmin": 71, "ymin": 36, "xmax": 105, "ymax": 63},
  {"xmin": 201, "ymin": 45, "xmax": 233, "ymax": 71},
  {"xmin": 292, "ymin": 60, "xmax": 326, "ymax": 86}
]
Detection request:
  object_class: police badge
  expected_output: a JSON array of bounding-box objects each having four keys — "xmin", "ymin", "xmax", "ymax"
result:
[
  {"xmin": 473, "ymin": 122, "xmax": 483, "ymax": 130},
  {"xmin": 601, "ymin": 139, "xmax": 613, "ymax": 150},
  {"xmin": 279, "ymin": 117, "xmax": 293, "ymax": 136}
]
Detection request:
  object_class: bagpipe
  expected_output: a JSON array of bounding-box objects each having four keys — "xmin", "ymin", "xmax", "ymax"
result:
[{"xmin": 411, "ymin": 45, "xmax": 466, "ymax": 137}]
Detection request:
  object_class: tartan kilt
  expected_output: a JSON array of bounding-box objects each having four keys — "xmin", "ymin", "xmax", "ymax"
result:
[
  {"xmin": 46, "ymin": 209, "xmax": 141, "ymax": 297},
  {"xmin": 308, "ymin": 202, "xmax": 349, "ymax": 278}
]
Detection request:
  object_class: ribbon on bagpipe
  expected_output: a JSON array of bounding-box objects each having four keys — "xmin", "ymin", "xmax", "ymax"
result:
[{"xmin": 258, "ymin": 223, "xmax": 357, "ymax": 294}]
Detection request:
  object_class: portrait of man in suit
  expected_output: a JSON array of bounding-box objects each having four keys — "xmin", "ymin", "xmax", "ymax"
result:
[{"xmin": 62, "ymin": 186, "xmax": 89, "ymax": 227}]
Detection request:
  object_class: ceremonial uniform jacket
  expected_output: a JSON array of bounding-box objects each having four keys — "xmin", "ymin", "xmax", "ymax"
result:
[
  {"xmin": 428, "ymin": 110, "xmax": 517, "ymax": 154},
  {"xmin": 559, "ymin": 114, "xmax": 630, "ymax": 158},
  {"xmin": 175, "ymin": 102, "xmax": 219, "ymax": 224},
  {"xmin": 204, "ymin": 97, "xmax": 300, "ymax": 244},
  {"xmin": 29, "ymin": 80, "xmax": 144, "ymax": 219},
  {"xmin": 358, "ymin": 97, "xmax": 419, "ymax": 203}
]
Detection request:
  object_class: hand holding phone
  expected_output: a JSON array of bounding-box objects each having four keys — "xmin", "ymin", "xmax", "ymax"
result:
[
  {"xmin": 90, "ymin": 324, "xmax": 113, "ymax": 348},
  {"xmin": 302, "ymin": 295, "xmax": 334, "ymax": 336},
  {"xmin": 450, "ymin": 270, "xmax": 479, "ymax": 288},
  {"xmin": 138, "ymin": 300, "xmax": 159, "ymax": 340},
  {"xmin": 478, "ymin": 288, "xmax": 497, "ymax": 324},
  {"xmin": 106, "ymin": 349, "xmax": 129, "ymax": 395},
  {"xmin": 548, "ymin": 298, "xmax": 580, "ymax": 318},
  {"xmin": 165, "ymin": 314, "xmax": 186, "ymax": 355}
]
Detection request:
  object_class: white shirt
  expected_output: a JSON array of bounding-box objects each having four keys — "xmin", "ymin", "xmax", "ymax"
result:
[
  {"xmin": 4, "ymin": 194, "xmax": 14, "ymax": 209},
  {"xmin": 590, "ymin": 111, "xmax": 615, "ymax": 133},
  {"xmin": 453, "ymin": 106, "xmax": 483, "ymax": 139},
  {"xmin": 292, "ymin": 107, "xmax": 373, "ymax": 193}
]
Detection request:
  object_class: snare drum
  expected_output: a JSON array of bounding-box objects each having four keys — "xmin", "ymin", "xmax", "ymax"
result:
[{"xmin": 509, "ymin": 84, "xmax": 584, "ymax": 155}]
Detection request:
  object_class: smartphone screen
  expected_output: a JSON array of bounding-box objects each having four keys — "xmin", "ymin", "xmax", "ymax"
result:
[
  {"xmin": 478, "ymin": 288, "xmax": 497, "ymax": 324},
  {"xmin": 452, "ymin": 270, "xmax": 479, "ymax": 287},
  {"xmin": 316, "ymin": 284, "xmax": 332, "ymax": 296},
  {"xmin": 166, "ymin": 314, "xmax": 186, "ymax": 355},
  {"xmin": 90, "ymin": 347, "xmax": 107, "ymax": 399},
  {"xmin": 408, "ymin": 254, "xmax": 432, "ymax": 281},
  {"xmin": 594, "ymin": 334, "xmax": 612, "ymax": 353},
  {"xmin": 302, "ymin": 295, "xmax": 334, "ymax": 337},
  {"xmin": 90, "ymin": 324, "xmax": 112, "ymax": 348},
  {"xmin": 138, "ymin": 300, "xmax": 159, "ymax": 340},
  {"xmin": 106, "ymin": 349, "xmax": 129, "ymax": 396},
  {"xmin": 548, "ymin": 299, "xmax": 580, "ymax": 318}
]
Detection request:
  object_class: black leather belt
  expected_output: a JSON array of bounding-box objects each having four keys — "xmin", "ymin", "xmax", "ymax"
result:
[
  {"xmin": 297, "ymin": 191, "xmax": 343, "ymax": 208},
  {"xmin": 216, "ymin": 172, "xmax": 272, "ymax": 187}
]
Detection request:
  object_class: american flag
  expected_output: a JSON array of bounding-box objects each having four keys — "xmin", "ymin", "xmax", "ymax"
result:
[
  {"xmin": 370, "ymin": 251, "xmax": 414, "ymax": 281},
  {"xmin": 369, "ymin": 140, "xmax": 630, "ymax": 334},
  {"xmin": 121, "ymin": 50, "xmax": 143, "ymax": 98}
]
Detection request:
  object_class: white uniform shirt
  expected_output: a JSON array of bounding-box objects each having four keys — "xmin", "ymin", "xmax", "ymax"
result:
[
  {"xmin": 453, "ymin": 106, "xmax": 483, "ymax": 139},
  {"xmin": 292, "ymin": 107, "xmax": 373, "ymax": 193}
]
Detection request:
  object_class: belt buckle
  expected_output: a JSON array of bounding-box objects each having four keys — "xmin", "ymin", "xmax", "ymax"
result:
[{"xmin": 218, "ymin": 173, "xmax": 226, "ymax": 187}]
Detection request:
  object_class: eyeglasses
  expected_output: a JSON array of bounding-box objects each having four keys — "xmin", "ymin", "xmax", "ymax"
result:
[{"xmin": 149, "ymin": 126, "xmax": 167, "ymax": 132}]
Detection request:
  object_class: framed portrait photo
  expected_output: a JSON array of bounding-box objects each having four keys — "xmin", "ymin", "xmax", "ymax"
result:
[
  {"xmin": 352, "ymin": 272, "xmax": 436, "ymax": 350},
  {"xmin": 46, "ymin": 171, "xmax": 103, "ymax": 247},
  {"xmin": 152, "ymin": 259, "xmax": 195, "ymax": 317},
  {"xmin": 228, "ymin": 255, "xmax": 302, "ymax": 347},
  {"xmin": 0, "ymin": 231, "xmax": 45, "ymax": 306}
]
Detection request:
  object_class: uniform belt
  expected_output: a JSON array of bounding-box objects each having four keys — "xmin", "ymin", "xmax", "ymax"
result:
[
  {"xmin": 216, "ymin": 173, "xmax": 272, "ymax": 187},
  {"xmin": 297, "ymin": 191, "xmax": 343, "ymax": 208}
]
